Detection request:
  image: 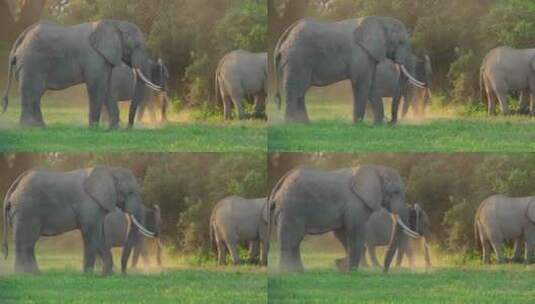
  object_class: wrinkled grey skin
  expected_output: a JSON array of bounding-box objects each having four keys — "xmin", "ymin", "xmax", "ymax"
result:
[
  {"xmin": 209, "ymin": 196, "xmax": 268, "ymax": 266},
  {"xmin": 103, "ymin": 206, "xmax": 162, "ymax": 270},
  {"xmin": 215, "ymin": 50, "xmax": 267, "ymax": 120},
  {"xmin": 480, "ymin": 46, "xmax": 535, "ymax": 116},
  {"xmin": 1, "ymin": 166, "xmax": 155, "ymax": 276},
  {"xmin": 2, "ymin": 20, "xmax": 151, "ymax": 129},
  {"xmin": 377, "ymin": 55, "xmax": 432, "ymax": 123},
  {"xmin": 106, "ymin": 60, "xmax": 170, "ymax": 123},
  {"xmin": 364, "ymin": 205, "xmax": 431, "ymax": 268},
  {"xmin": 474, "ymin": 194, "xmax": 535, "ymax": 264},
  {"xmin": 268, "ymin": 165, "xmax": 406, "ymax": 273},
  {"xmin": 274, "ymin": 16, "xmax": 414, "ymax": 124}
]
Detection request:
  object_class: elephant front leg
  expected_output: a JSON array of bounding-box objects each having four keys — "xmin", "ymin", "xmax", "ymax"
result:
[
  {"xmin": 86, "ymin": 80, "xmax": 106, "ymax": 128},
  {"xmin": 351, "ymin": 76, "xmax": 372, "ymax": 124},
  {"xmin": 368, "ymin": 75, "xmax": 385, "ymax": 124},
  {"xmin": 19, "ymin": 72, "xmax": 47, "ymax": 127},
  {"xmin": 345, "ymin": 224, "xmax": 366, "ymax": 271}
]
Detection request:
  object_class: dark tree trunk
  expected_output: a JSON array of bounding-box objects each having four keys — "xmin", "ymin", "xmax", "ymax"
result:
[{"xmin": 0, "ymin": 0, "xmax": 47, "ymax": 43}]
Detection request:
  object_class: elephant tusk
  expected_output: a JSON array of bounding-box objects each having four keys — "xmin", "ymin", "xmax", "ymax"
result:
[
  {"xmin": 395, "ymin": 215, "xmax": 421, "ymax": 239},
  {"xmin": 400, "ymin": 65, "xmax": 427, "ymax": 88},
  {"xmin": 129, "ymin": 214, "xmax": 156, "ymax": 238},
  {"xmin": 134, "ymin": 68, "xmax": 164, "ymax": 92}
]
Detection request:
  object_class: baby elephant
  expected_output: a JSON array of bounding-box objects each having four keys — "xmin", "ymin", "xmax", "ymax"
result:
[
  {"xmin": 363, "ymin": 204, "xmax": 431, "ymax": 268},
  {"xmin": 209, "ymin": 196, "xmax": 269, "ymax": 265},
  {"xmin": 475, "ymin": 194, "xmax": 535, "ymax": 264},
  {"xmin": 103, "ymin": 205, "xmax": 163, "ymax": 270}
]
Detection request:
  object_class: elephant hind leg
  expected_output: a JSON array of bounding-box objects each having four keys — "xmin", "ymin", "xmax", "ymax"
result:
[
  {"xmin": 225, "ymin": 238, "xmax": 240, "ymax": 265},
  {"xmin": 223, "ymin": 96, "xmax": 233, "ymax": 120},
  {"xmin": 13, "ymin": 218, "xmax": 41, "ymax": 274},
  {"xmin": 484, "ymin": 76, "xmax": 498, "ymax": 116},
  {"xmin": 278, "ymin": 217, "xmax": 305, "ymax": 272},
  {"xmin": 490, "ymin": 239, "xmax": 506, "ymax": 263},
  {"xmin": 482, "ymin": 239, "xmax": 491, "ymax": 264},
  {"xmin": 216, "ymin": 240, "xmax": 227, "ymax": 265},
  {"xmin": 230, "ymin": 95, "xmax": 247, "ymax": 120},
  {"xmin": 19, "ymin": 73, "xmax": 46, "ymax": 127}
]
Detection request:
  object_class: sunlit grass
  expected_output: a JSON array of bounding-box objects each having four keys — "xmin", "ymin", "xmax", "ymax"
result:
[
  {"xmin": 0, "ymin": 234, "xmax": 266, "ymax": 303},
  {"xmin": 0, "ymin": 94, "xmax": 266, "ymax": 152},
  {"xmin": 267, "ymin": 238, "xmax": 535, "ymax": 304},
  {"xmin": 267, "ymin": 93, "xmax": 535, "ymax": 152}
]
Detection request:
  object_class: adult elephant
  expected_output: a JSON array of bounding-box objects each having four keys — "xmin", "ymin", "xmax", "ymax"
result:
[
  {"xmin": 377, "ymin": 55, "xmax": 432, "ymax": 123},
  {"xmin": 480, "ymin": 46, "xmax": 535, "ymax": 116},
  {"xmin": 1, "ymin": 19, "xmax": 162, "ymax": 128},
  {"xmin": 268, "ymin": 165, "xmax": 407, "ymax": 273},
  {"xmin": 215, "ymin": 50, "xmax": 267, "ymax": 120},
  {"xmin": 209, "ymin": 196, "xmax": 269, "ymax": 266},
  {"xmin": 107, "ymin": 59, "xmax": 169, "ymax": 124},
  {"xmin": 103, "ymin": 205, "xmax": 162, "ymax": 270},
  {"xmin": 274, "ymin": 16, "xmax": 423, "ymax": 124},
  {"xmin": 1, "ymin": 166, "xmax": 156, "ymax": 275},
  {"xmin": 474, "ymin": 194, "xmax": 535, "ymax": 264},
  {"xmin": 363, "ymin": 204, "xmax": 431, "ymax": 268}
]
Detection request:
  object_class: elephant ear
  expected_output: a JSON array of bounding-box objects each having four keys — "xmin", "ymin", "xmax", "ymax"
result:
[
  {"xmin": 90, "ymin": 20, "xmax": 123, "ymax": 67},
  {"xmin": 353, "ymin": 17, "xmax": 387, "ymax": 62},
  {"xmin": 528, "ymin": 200, "xmax": 535, "ymax": 223},
  {"xmin": 83, "ymin": 167, "xmax": 117, "ymax": 212},
  {"xmin": 350, "ymin": 166, "xmax": 384, "ymax": 212}
]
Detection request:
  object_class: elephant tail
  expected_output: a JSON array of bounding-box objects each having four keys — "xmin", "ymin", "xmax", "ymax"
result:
[
  {"xmin": 272, "ymin": 19, "xmax": 302, "ymax": 110},
  {"xmin": 2, "ymin": 200, "xmax": 9, "ymax": 260},
  {"xmin": 209, "ymin": 214, "xmax": 216, "ymax": 253},
  {"xmin": 2, "ymin": 170, "xmax": 29, "ymax": 259},
  {"xmin": 266, "ymin": 169, "xmax": 296, "ymax": 243},
  {"xmin": 479, "ymin": 66, "xmax": 486, "ymax": 105},
  {"xmin": 2, "ymin": 56, "xmax": 15, "ymax": 114},
  {"xmin": 2, "ymin": 23, "xmax": 36, "ymax": 114},
  {"xmin": 214, "ymin": 56, "xmax": 226, "ymax": 107}
]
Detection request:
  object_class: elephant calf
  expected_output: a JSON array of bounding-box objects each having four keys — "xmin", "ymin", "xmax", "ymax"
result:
[
  {"xmin": 215, "ymin": 50, "xmax": 267, "ymax": 120},
  {"xmin": 376, "ymin": 56, "xmax": 432, "ymax": 123},
  {"xmin": 209, "ymin": 196, "xmax": 269, "ymax": 266},
  {"xmin": 364, "ymin": 204, "xmax": 431, "ymax": 268},
  {"xmin": 475, "ymin": 194, "xmax": 535, "ymax": 264},
  {"xmin": 103, "ymin": 206, "xmax": 162, "ymax": 270},
  {"xmin": 106, "ymin": 59, "xmax": 170, "ymax": 124}
]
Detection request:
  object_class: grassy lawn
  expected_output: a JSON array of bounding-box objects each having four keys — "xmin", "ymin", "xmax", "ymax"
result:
[
  {"xmin": 268, "ymin": 94, "xmax": 535, "ymax": 152},
  {"xmin": 268, "ymin": 250, "xmax": 535, "ymax": 304},
  {"xmin": 0, "ymin": 236, "xmax": 266, "ymax": 304},
  {"xmin": 0, "ymin": 94, "xmax": 266, "ymax": 152}
]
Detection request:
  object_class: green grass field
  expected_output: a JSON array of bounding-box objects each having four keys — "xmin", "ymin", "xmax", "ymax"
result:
[
  {"xmin": 268, "ymin": 95, "xmax": 535, "ymax": 152},
  {"xmin": 0, "ymin": 94, "xmax": 266, "ymax": 152},
  {"xmin": 268, "ymin": 251, "xmax": 535, "ymax": 304},
  {"xmin": 0, "ymin": 237, "xmax": 266, "ymax": 304}
]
